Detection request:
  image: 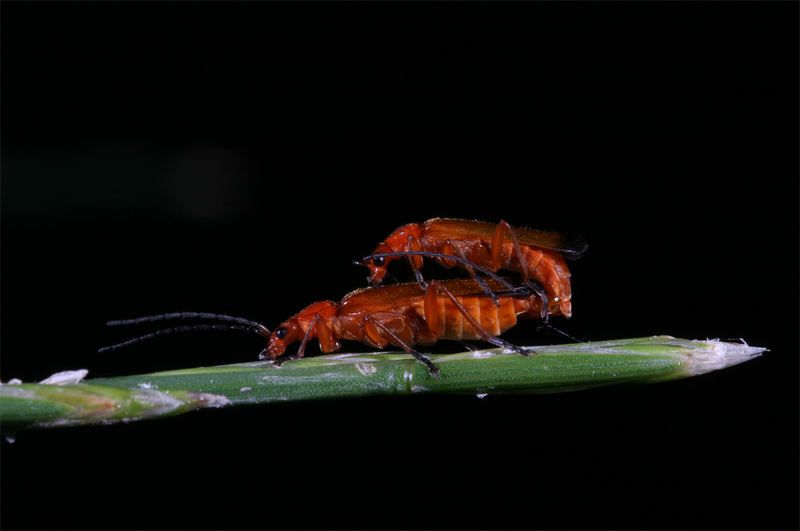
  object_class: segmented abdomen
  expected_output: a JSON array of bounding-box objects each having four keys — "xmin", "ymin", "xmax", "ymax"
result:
[{"xmin": 414, "ymin": 294, "xmax": 533, "ymax": 341}]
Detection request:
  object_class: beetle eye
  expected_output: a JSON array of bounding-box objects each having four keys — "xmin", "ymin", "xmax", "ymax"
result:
[
  {"xmin": 275, "ymin": 327, "xmax": 288, "ymax": 340},
  {"xmin": 372, "ymin": 256, "xmax": 385, "ymax": 267}
]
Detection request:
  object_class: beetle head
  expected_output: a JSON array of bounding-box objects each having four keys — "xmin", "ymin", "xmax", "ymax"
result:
[
  {"xmin": 263, "ymin": 318, "xmax": 302, "ymax": 359},
  {"xmin": 262, "ymin": 301, "xmax": 338, "ymax": 359},
  {"xmin": 365, "ymin": 223, "xmax": 423, "ymax": 285}
]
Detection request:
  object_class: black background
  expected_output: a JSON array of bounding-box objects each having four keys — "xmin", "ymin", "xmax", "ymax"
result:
[{"xmin": 1, "ymin": 2, "xmax": 797, "ymax": 529}]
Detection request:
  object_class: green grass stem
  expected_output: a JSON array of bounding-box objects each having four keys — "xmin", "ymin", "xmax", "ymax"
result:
[{"xmin": 0, "ymin": 336, "xmax": 764, "ymax": 431}]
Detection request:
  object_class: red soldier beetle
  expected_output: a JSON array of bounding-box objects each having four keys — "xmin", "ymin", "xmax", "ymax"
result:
[
  {"xmin": 101, "ymin": 278, "xmax": 544, "ymax": 377},
  {"xmin": 362, "ymin": 218, "xmax": 587, "ymax": 318},
  {"xmin": 263, "ymin": 277, "xmax": 545, "ymax": 377}
]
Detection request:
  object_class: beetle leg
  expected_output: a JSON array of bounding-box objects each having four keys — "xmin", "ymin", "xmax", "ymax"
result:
[
  {"xmin": 364, "ymin": 314, "xmax": 440, "ymax": 377},
  {"xmin": 295, "ymin": 315, "xmax": 318, "ymax": 358},
  {"xmin": 439, "ymin": 241, "xmax": 459, "ymax": 269},
  {"xmin": 525, "ymin": 279, "xmax": 550, "ymax": 321},
  {"xmin": 296, "ymin": 315, "xmax": 340, "ymax": 358},
  {"xmin": 490, "ymin": 219, "xmax": 530, "ymax": 284},
  {"xmin": 270, "ymin": 353, "xmax": 291, "ymax": 367},
  {"xmin": 315, "ymin": 315, "xmax": 340, "ymax": 353},
  {"xmin": 484, "ymin": 336, "xmax": 537, "ymax": 357},
  {"xmin": 406, "ymin": 235, "xmax": 427, "ymax": 289},
  {"xmin": 273, "ymin": 316, "xmax": 341, "ymax": 368},
  {"xmin": 423, "ymin": 279, "xmax": 443, "ymax": 337},
  {"xmin": 363, "ymin": 315, "xmax": 390, "ymax": 348},
  {"xmin": 430, "ymin": 280, "xmax": 536, "ymax": 358},
  {"xmin": 271, "ymin": 322, "xmax": 318, "ymax": 367},
  {"xmin": 445, "ymin": 238, "xmax": 501, "ymax": 307}
]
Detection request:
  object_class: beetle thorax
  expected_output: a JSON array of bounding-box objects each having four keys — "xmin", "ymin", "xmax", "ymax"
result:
[
  {"xmin": 382, "ymin": 223, "xmax": 424, "ymax": 252},
  {"xmin": 295, "ymin": 300, "xmax": 338, "ymax": 331}
]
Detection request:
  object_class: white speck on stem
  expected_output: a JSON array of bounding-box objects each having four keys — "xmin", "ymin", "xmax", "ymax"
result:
[
  {"xmin": 39, "ymin": 369, "xmax": 89, "ymax": 386},
  {"xmin": 469, "ymin": 349, "xmax": 497, "ymax": 359},
  {"xmin": 355, "ymin": 362, "xmax": 377, "ymax": 376},
  {"xmin": 197, "ymin": 394, "xmax": 231, "ymax": 408}
]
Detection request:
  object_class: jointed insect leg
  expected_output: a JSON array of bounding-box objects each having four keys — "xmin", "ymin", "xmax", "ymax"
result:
[
  {"xmin": 429, "ymin": 280, "xmax": 537, "ymax": 358},
  {"xmin": 364, "ymin": 315, "xmax": 440, "ymax": 378},
  {"xmin": 525, "ymin": 279, "xmax": 550, "ymax": 321},
  {"xmin": 483, "ymin": 336, "xmax": 537, "ymax": 357},
  {"xmin": 273, "ymin": 314, "xmax": 338, "ymax": 367},
  {"xmin": 444, "ymin": 238, "xmax": 502, "ymax": 307},
  {"xmin": 364, "ymin": 246, "xmax": 509, "ymax": 306},
  {"xmin": 491, "ymin": 220, "xmax": 530, "ymax": 285},
  {"xmin": 361, "ymin": 251, "xmax": 522, "ymax": 294},
  {"xmin": 404, "ymin": 234, "xmax": 502, "ymax": 306},
  {"xmin": 296, "ymin": 315, "xmax": 319, "ymax": 358},
  {"xmin": 269, "ymin": 352, "xmax": 294, "ymax": 367},
  {"xmin": 406, "ymin": 235, "xmax": 428, "ymax": 289}
]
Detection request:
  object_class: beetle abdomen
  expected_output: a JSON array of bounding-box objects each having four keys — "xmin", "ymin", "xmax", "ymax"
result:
[{"xmin": 415, "ymin": 294, "xmax": 526, "ymax": 341}]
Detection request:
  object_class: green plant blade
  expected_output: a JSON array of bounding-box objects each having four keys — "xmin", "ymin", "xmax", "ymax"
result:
[
  {"xmin": 0, "ymin": 336, "xmax": 764, "ymax": 431},
  {"xmin": 0, "ymin": 383, "xmax": 227, "ymax": 430}
]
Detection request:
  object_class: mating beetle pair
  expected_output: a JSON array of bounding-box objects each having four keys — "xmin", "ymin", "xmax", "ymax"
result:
[{"xmin": 104, "ymin": 218, "xmax": 586, "ymax": 377}]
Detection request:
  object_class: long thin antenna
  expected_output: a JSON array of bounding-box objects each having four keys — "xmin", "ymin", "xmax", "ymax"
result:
[
  {"xmin": 98, "ymin": 323, "xmax": 265, "ymax": 353},
  {"xmin": 106, "ymin": 312, "xmax": 270, "ymax": 337},
  {"xmin": 361, "ymin": 251, "xmax": 530, "ymax": 295}
]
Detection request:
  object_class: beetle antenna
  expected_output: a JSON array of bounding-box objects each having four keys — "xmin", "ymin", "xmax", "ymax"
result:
[
  {"xmin": 106, "ymin": 312, "xmax": 270, "ymax": 337},
  {"xmin": 98, "ymin": 323, "xmax": 267, "ymax": 353},
  {"xmin": 363, "ymin": 251, "xmax": 526, "ymax": 294}
]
